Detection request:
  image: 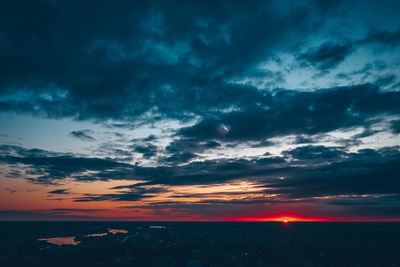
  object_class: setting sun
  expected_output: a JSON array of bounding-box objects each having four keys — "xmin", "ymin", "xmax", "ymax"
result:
[{"xmin": 225, "ymin": 215, "xmax": 338, "ymax": 222}]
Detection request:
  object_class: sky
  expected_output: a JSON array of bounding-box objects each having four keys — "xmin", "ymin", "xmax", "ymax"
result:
[{"xmin": 1, "ymin": 0, "xmax": 400, "ymax": 221}]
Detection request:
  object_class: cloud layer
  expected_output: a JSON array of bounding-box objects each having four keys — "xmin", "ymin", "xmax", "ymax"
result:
[{"xmin": 1, "ymin": 0, "xmax": 400, "ymax": 220}]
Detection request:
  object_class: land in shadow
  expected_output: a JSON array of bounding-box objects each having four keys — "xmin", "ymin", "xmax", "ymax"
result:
[{"xmin": 0, "ymin": 221, "xmax": 399, "ymax": 266}]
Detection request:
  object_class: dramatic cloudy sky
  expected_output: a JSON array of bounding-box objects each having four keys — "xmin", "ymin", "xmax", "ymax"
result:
[{"xmin": 1, "ymin": 0, "xmax": 400, "ymax": 221}]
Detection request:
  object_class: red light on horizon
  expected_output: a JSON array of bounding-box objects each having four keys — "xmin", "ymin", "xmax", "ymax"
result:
[
  {"xmin": 225, "ymin": 215, "xmax": 334, "ymax": 222},
  {"xmin": 221, "ymin": 215, "xmax": 400, "ymax": 222}
]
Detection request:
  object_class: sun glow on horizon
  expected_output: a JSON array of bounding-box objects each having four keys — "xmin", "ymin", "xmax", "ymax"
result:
[{"xmin": 225, "ymin": 215, "xmax": 333, "ymax": 222}]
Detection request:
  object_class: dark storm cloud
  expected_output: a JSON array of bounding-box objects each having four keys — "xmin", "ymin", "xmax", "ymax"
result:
[
  {"xmin": 0, "ymin": 1, "xmax": 398, "ymax": 147},
  {"xmin": 161, "ymin": 138, "xmax": 221, "ymax": 164},
  {"xmin": 1, "ymin": 144, "xmax": 289, "ymax": 185},
  {"xmin": 143, "ymin": 135, "xmax": 156, "ymax": 142},
  {"xmin": 0, "ymin": 156, "xmax": 126, "ymax": 174},
  {"xmin": 351, "ymin": 127, "xmax": 382, "ymax": 139},
  {"xmin": 164, "ymin": 151, "xmax": 198, "ymax": 164},
  {"xmin": 50, "ymin": 208, "xmax": 109, "ymax": 213},
  {"xmin": 2, "ymin": 143, "xmax": 400, "ymax": 214},
  {"xmin": 48, "ymin": 189, "xmax": 69, "ymax": 194},
  {"xmin": 391, "ymin": 120, "xmax": 400, "ymax": 134},
  {"xmin": 74, "ymin": 193, "xmax": 143, "ymax": 202},
  {"xmin": 292, "ymin": 134, "xmax": 329, "ymax": 145},
  {"xmin": 282, "ymin": 145, "xmax": 346, "ymax": 160},
  {"xmin": 74, "ymin": 186, "xmax": 167, "ymax": 202},
  {"xmin": 0, "ymin": 0, "xmax": 335, "ymax": 122},
  {"xmin": 165, "ymin": 139, "xmax": 221, "ymax": 154},
  {"xmin": 132, "ymin": 143, "xmax": 158, "ymax": 158},
  {"xmin": 0, "ymin": 144, "xmax": 60, "ymax": 158},
  {"xmin": 359, "ymin": 28, "xmax": 400, "ymax": 46},
  {"xmin": 178, "ymin": 84, "xmax": 400, "ymax": 142},
  {"xmin": 132, "ymin": 145, "xmax": 400, "ymax": 200},
  {"xmin": 268, "ymin": 147, "xmax": 400, "ymax": 198},
  {"xmin": 375, "ymin": 74, "xmax": 397, "ymax": 87},
  {"xmin": 133, "ymin": 156, "xmax": 290, "ymax": 187},
  {"xmin": 0, "ymin": 145, "xmax": 130, "ymax": 183},
  {"xmin": 298, "ymin": 42, "xmax": 353, "ymax": 70},
  {"xmin": 69, "ymin": 130, "xmax": 95, "ymax": 141}
]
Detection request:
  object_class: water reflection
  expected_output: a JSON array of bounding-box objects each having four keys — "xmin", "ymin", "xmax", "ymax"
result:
[
  {"xmin": 108, "ymin": 229, "xmax": 128, "ymax": 234},
  {"xmin": 150, "ymin": 225, "xmax": 166, "ymax": 229},
  {"xmin": 86, "ymin": 232, "xmax": 108, "ymax": 237},
  {"xmin": 85, "ymin": 228, "xmax": 128, "ymax": 237},
  {"xmin": 39, "ymin": 228, "xmax": 129, "ymax": 245},
  {"xmin": 38, "ymin": 237, "xmax": 80, "ymax": 246}
]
